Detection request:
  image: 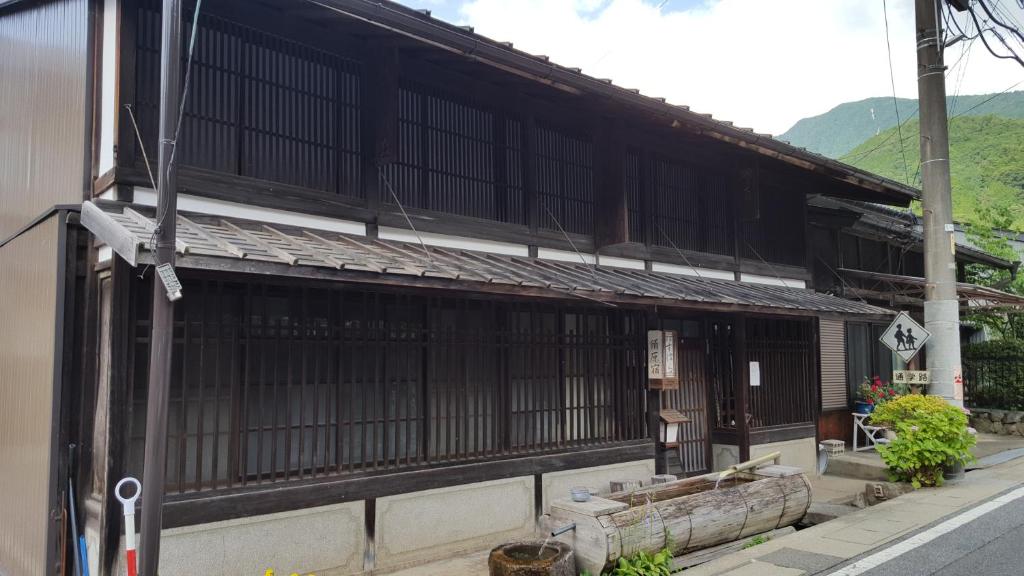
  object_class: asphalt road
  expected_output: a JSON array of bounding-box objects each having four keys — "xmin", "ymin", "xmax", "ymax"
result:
[{"xmin": 828, "ymin": 489, "xmax": 1024, "ymax": 575}]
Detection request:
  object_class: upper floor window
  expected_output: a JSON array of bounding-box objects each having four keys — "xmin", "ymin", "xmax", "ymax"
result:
[
  {"xmin": 650, "ymin": 155, "xmax": 734, "ymax": 256},
  {"xmin": 536, "ymin": 124, "xmax": 594, "ymax": 235},
  {"xmin": 741, "ymin": 183, "xmax": 806, "ymax": 267},
  {"xmin": 134, "ymin": 1, "xmax": 362, "ymax": 195},
  {"xmin": 379, "ymin": 84, "xmax": 525, "ymax": 224}
]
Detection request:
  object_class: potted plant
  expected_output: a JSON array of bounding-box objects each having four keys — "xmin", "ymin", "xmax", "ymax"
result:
[{"xmin": 855, "ymin": 376, "xmax": 898, "ymax": 413}]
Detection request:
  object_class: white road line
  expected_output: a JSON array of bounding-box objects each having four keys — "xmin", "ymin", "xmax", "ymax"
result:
[{"xmin": 826, "ymin": 486, "xmax": 1024, "ymax": 576}]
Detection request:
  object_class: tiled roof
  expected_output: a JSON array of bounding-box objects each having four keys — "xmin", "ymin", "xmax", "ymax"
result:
[{"xmin": 82, "ymin": 201, "xmax": 893, "ymax": 317}]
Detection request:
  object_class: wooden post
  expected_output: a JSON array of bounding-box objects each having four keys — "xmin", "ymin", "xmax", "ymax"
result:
[
  {"xmin": 139, "ymin": 0, "xmax": 182, "ymax": 572},
  {"xmin": 646, "ymin": 312, "xmax": 666, "ymax": 474},
  {"xmin": 734, "ymin": 317, "xmax": 750, "ymax": 462},
  {"xmin": 361, "ymin": 43, "xmax": 399, "ymax": 209},
  {"xmin": 594, "ymin": 118, "xmax": 627, "ymax": 249}
]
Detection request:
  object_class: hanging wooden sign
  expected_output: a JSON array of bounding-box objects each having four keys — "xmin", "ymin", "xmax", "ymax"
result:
[{"xmin": 648, "ymin": 330, "xmax": 679, "ymax": 390}]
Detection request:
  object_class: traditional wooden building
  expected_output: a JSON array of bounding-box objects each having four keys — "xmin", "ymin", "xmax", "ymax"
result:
[
  {"xmin": 0, "ymin": 0, "xmax": 988, "ymax": 574},
  {"xmin": 807, "ymin": 196, "xmax": 1023, "ymax": 442}
]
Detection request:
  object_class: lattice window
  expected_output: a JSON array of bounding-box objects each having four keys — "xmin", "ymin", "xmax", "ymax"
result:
[
  {"xmin": 135, "ymin": 2, "xmax": 362, "ymax": 195},
  {"xmin": 379, "ymin": 84, "xmax": 525, "ymax": 224},
  {"xmin": 651, "ymin": 155, "xmax": 734, "ymax": 255},
  {"xmin": 536, "ymin": 124, "xmax": 594, "ymax": 235},
  {"xmin": 126, "ymin": 278, "xmax": 647, "ymax": 494}
]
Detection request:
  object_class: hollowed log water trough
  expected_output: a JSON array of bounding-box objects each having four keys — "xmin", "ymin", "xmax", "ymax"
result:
[{"xmin": 547, "ymin": 464, "xmax": 811, "ymax": 575}]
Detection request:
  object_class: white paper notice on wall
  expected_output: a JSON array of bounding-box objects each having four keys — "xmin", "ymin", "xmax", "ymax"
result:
[{"xmin": 749, "ymin": 361, "xmax": 761, "ymax": 387}]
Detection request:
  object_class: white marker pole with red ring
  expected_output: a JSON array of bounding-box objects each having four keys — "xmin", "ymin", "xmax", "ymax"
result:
[{"xmin": 115, "ymin": 478, "xmax": 142, "ymax": 576}]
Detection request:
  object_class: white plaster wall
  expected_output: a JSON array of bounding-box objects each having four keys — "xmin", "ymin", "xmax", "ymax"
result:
[
  {"xmin": 146, "ymin": 501, "xmax": 365, "ymax": 576},
  {"xmin": 541, "ymin": 459, "xmax": 655, "ymax": 513},
  {"xmin": 739, "ymin": 273, "xmax": 806, "ymax": 289},
  {"xmin": 751, "ymin": 436, "xmax": 818, "ymax": 474},
  {"xmin": 374, "ymin": 476, "xmax": 534, "ymax": 571},
  {"xmin": 712, "ymin": 443, "xmax": 740, "ymax": 471}
]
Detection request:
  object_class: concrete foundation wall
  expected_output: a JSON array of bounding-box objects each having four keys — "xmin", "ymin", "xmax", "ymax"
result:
[
  {"xmin": 712, "ymin": 444, "xmax": 740, "ymax": 472},
  {"xmin": 374, "ymin": 476, "xmax": 535, "ymax": 571},
  {"xmin": 751, "ymin": 436, "xmax": 818, "ymax": 474},
  {"xmin": 153, "ymin": 501, "xmax": 366, "ymax": 576},
  {"xmin": 541, "ymin": 459, "xmax": 655, "ymax": 512}
]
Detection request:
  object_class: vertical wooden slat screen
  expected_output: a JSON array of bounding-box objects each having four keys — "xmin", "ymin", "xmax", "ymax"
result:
[
  {"xmin": 745, "ymin": 318, "xmax": 816, "ymax": 429},
  {"xmin": 379, "ymin": 82, "xmax": 525, "ymax": 224},
  {"xmin": 135, "ymin": 1, "xmax": 362, "ymax": 195},
  {"xmin": 536, "ymin": 123, "xmax": 594, "ymax": 235},
  {"xmin": 126, "ymin": 278, "xmax": 647, "ymax": 495},
  {"xmin": 741, "ymin": 186, "xmax": 806, "ymax": 266},
  {"xmin": 650, "ymin": 155, "xmax": 733, "ymax": 256},
  {"xmin": 819, "ymin": 318, "xmax": 848, "ymax": 410}
]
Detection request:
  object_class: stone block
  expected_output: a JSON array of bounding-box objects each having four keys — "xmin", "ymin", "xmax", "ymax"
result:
[
  {"xmin": 542, "ymin": 460, "xmax": 655, "ymax": 512},
  {"xmin": 991, "ymin": 421, "xmax": 1005, "ymax": 434},
  {"xmin": 712, "ymin": 443, "xmax": 740, "ymax": 471},
  {"xmin": 375, "ymin": 476, "xmax": 534, "ymax": 571},
  {"xmin": 974, "ymin": 418, "xmax": 994, "ymax": 433},
  {"xmin": 863, "ymin": 481, "xmax": 913, "ymax": 506},
  {"xmin": 1006, "ymin": 423, "xmax": 1019, "ymax": 436},
  {"xmin": 751, "ymin": 436, "xmax": 818, "ymax": 474},
  {"xmin": 157, "ymin": 501, "xmax": 365, "ymax": 576},
  {"xmin": 988, "ymin": 409, "xmax": 1006, "ymax": 422},
  {"xmin": 1005, "ymin": 411, "xmax": 1024, "ymax": 424}
]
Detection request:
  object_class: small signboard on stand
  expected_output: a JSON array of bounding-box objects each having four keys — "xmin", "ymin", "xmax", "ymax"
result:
[
  {"xmin": 879, "ymin": 312, "xmax": 931, "ymax": 363},
  {"xmin": 893, "ymin": 370, "xmax": 930, "ymax": 385},
  {"xmin": 647, "ymin": 330, "xmax": 679, "ymax": 390}
]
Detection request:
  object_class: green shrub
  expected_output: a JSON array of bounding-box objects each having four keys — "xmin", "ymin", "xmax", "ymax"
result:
[
  {"xmin": 871, "ymin": 395, "xmax": 976, "ymax": 489},
  {"xmin": 962, "ymin": 340, "xmax": 1024, "ymax": 360},
  {"xmin": 603, "ymin": 548, "xmax": 673, "ymax": 576}
]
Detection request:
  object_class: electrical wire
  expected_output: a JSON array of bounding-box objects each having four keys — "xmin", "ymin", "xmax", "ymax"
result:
[
  {"xmin": 951, "ymin": 77, "xmax": 1024, "ymax": 117},
  {"xmin": 962, "ymin": 0, "xmax": 1024, "ymax": 67},
  {"xmin": 882, "ymin": 0, "xmax": 912, "ymax": 185}
]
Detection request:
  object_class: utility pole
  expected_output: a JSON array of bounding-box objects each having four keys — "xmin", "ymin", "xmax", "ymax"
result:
[
  {"xmin": 915, "ymin": 0, "xmax": 963, "ymax": 408},
  {"xmin": 139, "ymin": 0, "xmax": 182, "ymax": 573}
]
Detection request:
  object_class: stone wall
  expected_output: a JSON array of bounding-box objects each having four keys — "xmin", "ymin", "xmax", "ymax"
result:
[
  {"xmin": 374, "ymin": 476, "xmax": 535, "ymax": 572},
  {"xmin": 540, "ymin": 460, "xmax": 655, "ymax": 513},
  {"xmin": 750, "ymin": 436, "xmax": 818, "ymax": 474},
  {"xmin": 969, "ymin": 408, "xmax": 1024, "ymax": 436}
]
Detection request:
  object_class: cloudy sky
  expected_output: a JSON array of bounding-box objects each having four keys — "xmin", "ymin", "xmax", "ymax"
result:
[{"xmin": 394, "ymin": 0, "xmax": 1024, "ymax": 135}]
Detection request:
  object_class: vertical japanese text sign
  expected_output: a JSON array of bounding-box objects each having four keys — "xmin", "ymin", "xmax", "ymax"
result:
[{"xmin": 648, "ymin": 330, "xmax": 679, "ymax": 390}]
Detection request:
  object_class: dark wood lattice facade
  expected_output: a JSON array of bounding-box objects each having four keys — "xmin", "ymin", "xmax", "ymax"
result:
[
  {"xmin": 126, "ymin": 0, "xmax": 811, "ymax": 269},
  {"xmin": 124, "ymin": 277, "xmax": 649, "ymax": 495}
]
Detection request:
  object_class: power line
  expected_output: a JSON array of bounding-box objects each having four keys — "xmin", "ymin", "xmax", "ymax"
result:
[
  {"xmin": 962, "ymin": 0, "xmax": 1024, "ymax": 67},
  {"xmin": 950, "ymin": 78, "xmax": 1024, "ymax": 118},
  {"xmin": 883, "ymin": 0, "xmax": 912, "ymax": 185}
]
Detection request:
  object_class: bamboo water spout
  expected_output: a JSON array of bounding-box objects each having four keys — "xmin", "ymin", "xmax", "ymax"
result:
[{"xmin": 715, "ymin": 452, "xmax": 782, "ymax": 488}]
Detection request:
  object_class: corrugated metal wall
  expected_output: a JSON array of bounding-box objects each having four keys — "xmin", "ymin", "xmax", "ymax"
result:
[
  {"xmin": 0, "ymin": 215, "xmax": 61, "ymax": 576},
  {"xmin": 0, "ymin": 0, "xmax": 89, "ymax": 241},
  {"xmin": 820, "ymin": 318, "xmax": 848, "ymax": 410}
]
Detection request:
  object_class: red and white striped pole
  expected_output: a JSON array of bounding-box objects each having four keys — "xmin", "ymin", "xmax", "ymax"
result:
[{"xmin": 115, "ymin": 478, "xmax": 142, "ymax": 576}]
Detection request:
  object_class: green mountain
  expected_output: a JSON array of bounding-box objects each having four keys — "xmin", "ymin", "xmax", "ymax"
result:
[
  {"xmin": 778, "ymin": 92, "xmax": 1024, "ymax": 158},
  {"xmin": 844, "ymin": 115, "xmax": 1024, "ymax": 228}
]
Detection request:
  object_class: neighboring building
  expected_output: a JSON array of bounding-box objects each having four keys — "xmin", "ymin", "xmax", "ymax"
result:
[
  {"xmin": 807, "ymin": 196, "xmax": 1023, "ymax": 442},
  {"xmin": 0, "ymin": 1, "xmax": 1012, "ymax": 575}
]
